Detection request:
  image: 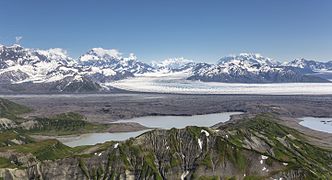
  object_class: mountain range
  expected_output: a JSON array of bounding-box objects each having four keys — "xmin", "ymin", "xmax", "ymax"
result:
[{"xmin": 0, "ymin": 44, "xmax": 331, "ymax": 93}]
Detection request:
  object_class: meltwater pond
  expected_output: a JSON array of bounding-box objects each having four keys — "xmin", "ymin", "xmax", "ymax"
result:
[
  {"xmin": 299, "ymin": 117, "xmax": 332, "ymax": 134},
  {"xmin": 59, "ymin": 112, "xmax": 242, "ymax": 147}
]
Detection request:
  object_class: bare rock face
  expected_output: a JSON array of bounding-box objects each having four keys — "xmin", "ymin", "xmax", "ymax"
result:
[{"xmin": 0, "ymin": 118, "xmax": 17, "ymax": 130}]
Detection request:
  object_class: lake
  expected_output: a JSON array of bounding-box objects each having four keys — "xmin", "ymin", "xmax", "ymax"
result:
[
  {"xmin": 59, "ymin": 112, "xmax": 241, "ymax": 147},
  {"xmin": 115, "ymin": 112, "xmax": 242, "ymax": 129},
  {"xmin": 299, "ymin": 117, "xmax": 332, "ymax": 134}
]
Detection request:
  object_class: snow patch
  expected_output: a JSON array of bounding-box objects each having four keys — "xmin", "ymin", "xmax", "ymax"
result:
[
  {"xmin": 180, "ymin": 171, "xmax": 189, "ymax": 180},
  {"xmin": 201, "ymin": 129, "xmax": 210, "ymax": 136},
  {"xmin": 36, "ymin": 48, "xmax": 70, "ymax": 61},
  {"xmin": 261, "ymin": 155, "xmax": 268, "ymax": 160},
  {"xmin": 124, "ymin": 53, "xmax": 137, "ymax": 61},
  {"xmin": 198, "ymin": 138, "xmax": 203, "ymax": 149},
  {"xmin": 152, "ymin": 57, "xmax": 194, "ymax": 71}
]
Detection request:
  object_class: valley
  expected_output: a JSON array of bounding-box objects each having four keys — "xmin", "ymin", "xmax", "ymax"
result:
[
  {"xmin": 1, "ymin": 45, "xmax": 332, "ymax": 94},
  {"xmin": 2, "ymin": 43, "xmax": 332, "ymax": 179},
  {"xmin": 2, "ymin": 1, "xmax": 332, "ymax": 179},
  {"xmin": 109, "ymin": 72, "xmax": 332, "ymax": 95}
]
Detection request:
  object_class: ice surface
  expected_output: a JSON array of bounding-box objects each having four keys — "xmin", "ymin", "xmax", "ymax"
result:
[{"xmin": 108, "ymin": 72, "xmax": 332, "ymax": 95}]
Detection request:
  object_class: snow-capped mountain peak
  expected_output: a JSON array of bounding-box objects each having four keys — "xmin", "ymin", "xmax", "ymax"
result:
[
  {"xmin": 0, "ymin": 44, "xmax": 79, "ymax": 85},
  {"xmin": 286, "ymin": 58, "xmax": 332, "ymax": 72},
  {"xmin": 124, "ymin": 53, "xmax": 137, "ymax": 61},
  {"xmin": 78, "ymin": 48, "xmax": 139, "ymax": 64},
  {"xmin": 35, "ymin": 48, "xmax": 69, "ymax": 60},
  {"xmin": 7, "ymin": 44, "xmax": 23, "ymax": 49},
  {"xmin": 151, "ymin": 57, "xmax": 195, "ymax": 72},
  {"xmin": 287, "ymin": 58, "xmax": 315, "ymax": 68},
  {"xmin": 79, "ymin": 48, "xmax": 122, "ymax": 62},
  {"xmin": 1, "ymin": 44, "xmax": 331, "ymax": 93},
  {"xmin": 34, "ymin": 48, "xmax": 74, "ymax": 65},
  {"xmin": 218, "ymin": 53, "xmax": 277, "ymax": 66},
  {"xmin": 78, "ymin": 48, "xmax": 153, "ymax": 75}
]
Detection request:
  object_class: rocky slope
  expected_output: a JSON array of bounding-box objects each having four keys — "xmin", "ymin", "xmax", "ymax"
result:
[{"xmin": 0, "ymin": 114, "xmax": 331, "ymax": 179}]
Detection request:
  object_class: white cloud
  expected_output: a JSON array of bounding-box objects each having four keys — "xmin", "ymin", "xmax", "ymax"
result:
[
  {"xmin": 124, "ymin": 53, "xmax": 137, "ymax": 61},
  {"xmin": 15, "ymin": 36, "xmax": 23, "ymax": 44},
  {"xmin": 152, "ymin": 57, "xmax": 194, "ymax": 69}
]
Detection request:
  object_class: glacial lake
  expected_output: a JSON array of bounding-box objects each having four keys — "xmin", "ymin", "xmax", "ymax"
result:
[
  {"xmin": 59, "ymin": 112, "xmax": 242, "ymax": 147},
  {"xmin": 299, "ymin": 117, "xmax": 332, "ymax": 134}
]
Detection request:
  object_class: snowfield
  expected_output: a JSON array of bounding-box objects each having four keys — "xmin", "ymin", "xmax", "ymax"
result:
[{"xmin": 108, "ymin": 72, "xmax": 332, "ymax": 95}]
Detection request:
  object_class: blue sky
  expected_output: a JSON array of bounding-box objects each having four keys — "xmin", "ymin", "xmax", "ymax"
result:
[{"xmin": 1, "ymin": 0, "xmax": 332, "ymax": 62}]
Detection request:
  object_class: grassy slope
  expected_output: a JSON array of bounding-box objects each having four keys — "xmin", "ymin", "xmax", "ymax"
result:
[
  {"xmin": 0, "ymin": 98, "xmax": 31, "ymax": 120},
  {"xmin": 68, "ymin": 115, "xmax": 332, "ymax": 179},
  {"xmin": 0, "ymin": 98, "xmax": 110, "ymax": 136},
  {"xmin": 25, "ymin": 112, "xmax": 110, "ymax": 136},
  {"xmin": 0, "ymin": 131, "xmax": 34, "ymax": 147},
  {"xmin": 7, "ymin": 139, "xmax": 74, "ymax": 161},
  {"xmin": 223, "ymin": 114, "xmax": 332, "ymax": 179}
]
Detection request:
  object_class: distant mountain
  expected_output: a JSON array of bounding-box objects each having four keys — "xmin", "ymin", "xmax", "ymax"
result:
[
  {"xmin": 78, "ymin": 48, "xmax": 154, "ymax": 74},
  {"xmin": 188, "ymin": 53, "xmax": 329, "ymax": 83},
  {"xmin": 77, "ymin": 48, "xmax": 155, "ymax": 82},
  {"xmin": 286, "ymin": 58, "xmax": 332, "ymax": 72},
  {"xmin": 0, "ymin": 44, "xmax": 331, "ymax": 93},
  {"xmin": 0, "ymin": 44, "xmax": 79, "ymax": 84},
  {"xmin": 0, "ymin": 45, "xmax": 154, "ymax": 93},
  {"xmin": 218, "ymin": 53, "xmax": 278, "ymax": 66},
  {"xmin": 151, "ymin": 57, "xmax": 196, "ymax": 72}
]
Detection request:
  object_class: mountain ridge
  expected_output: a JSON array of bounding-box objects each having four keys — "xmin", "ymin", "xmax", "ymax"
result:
[
  {"xmin": 0, "ymin": 113, "xmax": 331, "ymax": 179},
  {"xmin": 1, "ymin": 44, "xmax": 331, "ymax": 93}
]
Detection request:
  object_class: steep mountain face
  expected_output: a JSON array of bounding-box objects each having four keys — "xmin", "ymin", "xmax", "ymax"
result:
[
  {"xmin": 0, "ymin": 114, "xmax": 331, "ymax": 179},
  {"xmin": 188, "ymin": 53, "xmax": 329, "ymax": 83}
]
